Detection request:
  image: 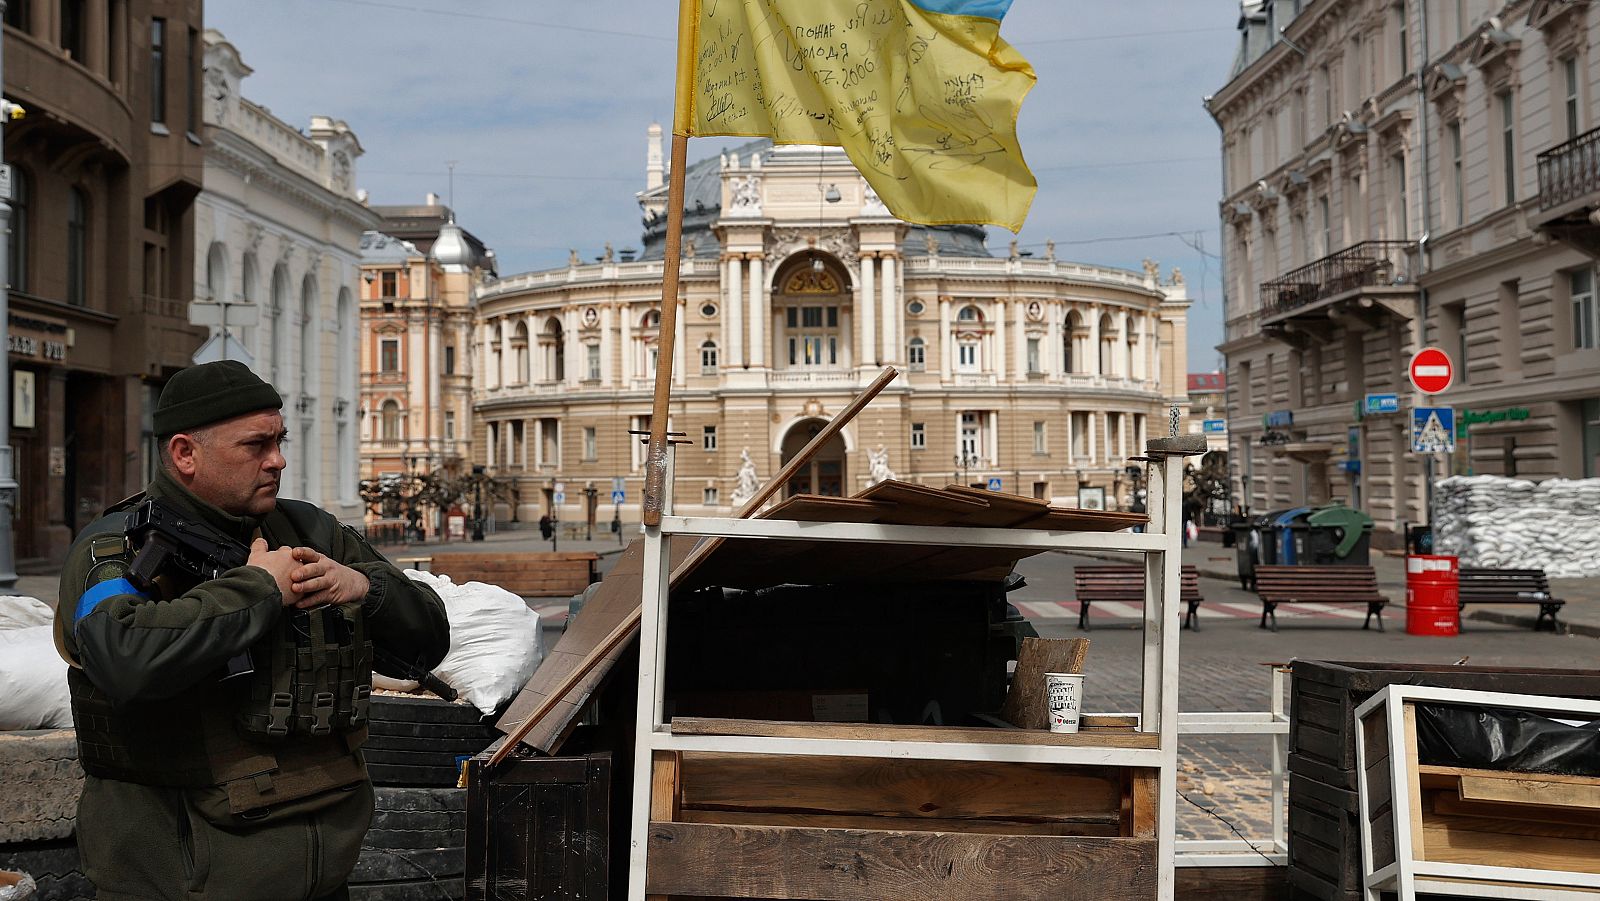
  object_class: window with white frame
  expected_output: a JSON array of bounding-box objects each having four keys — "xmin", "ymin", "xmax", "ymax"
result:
[
  {"xmin": 1026, "ymin": 337, "xmax": 1040, "ymax": 373},
  {"xmin": 539, "ymin": 418, "xmax": 559, "ymax": 467},
  {"xmin": 957, "ymin": 340, "xmax": 979, "ymax": 371},
  {"xmin": 1565, "ymin": 56, "xmax": 1581, "ymax": 140},
  {"xmin": 1498, "ymin": 90, "xmax": 1516, "ymax": 206},
  {"xmin": 958, "ymin": 411, "xmax": 993, "ymax": 464},
  {"xmin": 1071, "ymin": 411, "xmax": 1090, "ymax": 458},
  {"xmin": 1033, "ymin": 421, "xmax": 1046, "ymax": 454},
  {"xmin": 907, "ymin": 337, "xmax": 926, "ymax": 371},
  {"xmin": 586, "ymin": 344, "xmax": 600, "ymax": 381},
  {"xmin": 785, "ymin": 304, "xmax": 840, "ymax": 367},
  {"xmin": 583, "ymin": 426, "xmax": 597, "ymax": 461},
  {"xmin": 380, "ymin": 400, "xmax": 400, "ymax": 443},
  {"xmin": 700, "ymin": 339, "xmax": 719, "ymax": 374},
  {"xmin": 380, "ymin": 270, "xmax": 397, "ymax": 297},
  {"xmin": 703, "ymin": 425, "xmax": 717, "ymax": 451},
  {"xmin": 910, "ymin": 422, "xmax": 926, "ymax": 449},
  {"xmin": 1573, "ymin": 268, "xmax": 1597, "ymax": 350},
  {"xmin": 444, "ymin": 411, "xmax": 455, "ymax": 441},
  {"xmin": 630, "ymin": 414, "xmax": 651, "ymax": 469}
]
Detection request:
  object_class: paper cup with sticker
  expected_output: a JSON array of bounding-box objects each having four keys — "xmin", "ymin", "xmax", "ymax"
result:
[{"xmin": 1046, "ymin": 672, "xmax": 1085, "ymax": 733}]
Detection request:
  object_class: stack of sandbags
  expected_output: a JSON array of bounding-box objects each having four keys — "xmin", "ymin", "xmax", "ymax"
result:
[{"xmin": 1434, "ymin": 476, "xmax": 1600, "ymax": 577}]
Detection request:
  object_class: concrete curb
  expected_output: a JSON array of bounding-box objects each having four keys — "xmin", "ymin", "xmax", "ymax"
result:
[{"xmin": 1467, "ymin": 608, "xmax": 1599, "ymax": 638}]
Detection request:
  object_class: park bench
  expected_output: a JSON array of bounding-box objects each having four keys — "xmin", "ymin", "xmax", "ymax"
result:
[
  {"xmin": 1457, "ymin": 568, "xmax": 1566, "ymax": 632},
  {"xmin": 1072, "ymin": 564, "xmax": 1205, "ymax": 631},
  {"xmin": 1253, "ymin": 564, "xmax": 1388, "ymax": 632},
  {"xmin": 426, "ymin": 551, "xmax": 600, "ymax": 599}
]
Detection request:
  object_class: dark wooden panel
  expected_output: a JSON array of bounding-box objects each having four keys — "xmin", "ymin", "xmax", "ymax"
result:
[
  {"xmin": 645, "ymin": 822, "xmax": 1157, "ymax": 900},
  {"xmin": 465, "ymin": 753, "xmax": 610, "ymax": 901},
  {"xmin": 677, "ymin": 751, "xmax": 1124, "ymax": 824},
  {"xmin": 1174, "ymin": 865, "xmax": 1289, "ymax": 901}
]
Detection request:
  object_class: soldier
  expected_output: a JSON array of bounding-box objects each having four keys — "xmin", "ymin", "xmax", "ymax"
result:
[{"xmin": 53, "ymin": 360, "xmax": 450, "ymax": 901}]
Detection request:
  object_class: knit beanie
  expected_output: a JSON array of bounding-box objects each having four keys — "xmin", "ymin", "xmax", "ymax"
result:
[{"xmin": 153, "ymin": 360, "xmax": 283, "ymax": 435}]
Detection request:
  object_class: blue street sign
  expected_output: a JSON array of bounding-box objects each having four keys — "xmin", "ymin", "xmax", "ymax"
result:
[
  {"xmin": 986, "ymin": 477, "xmax": 1002, "ymax": 492},
  {"xmin": 611, "ymin": 489, "xmax": 626, "ymax": 504},
  {"xmin": 553, "ymin": 492, "xmax": 566, "ymax": 505},
  {"xmin": 1263, "ymin": 410, "xmax": 1294, "ymax": 428},
  {"xmin": 1411, "ymin": 407, "xmax": 1456, "ymax": 454},
  {"xmin": 1202, "ymin": 419, "xmax": 1227, "ymax": 434},
  {"xmin": 1365, "ymin": 393, "xmax": 1400, "ymax": 415}
]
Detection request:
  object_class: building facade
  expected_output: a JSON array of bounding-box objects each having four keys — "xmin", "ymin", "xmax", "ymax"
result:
[
  {"xmin": 1211, "ymin": 0, "xmax": 1600, "ymax": 545},
  {"xmin": 192, "ymin": 29, "xmax": 376, "ymax": 523},
  {"xmin": 4, "ymin": 0, "xmax": 205, "ymax": 564},
  {"xmin": 471, "ymin": 134, "xmax": 1191, "ymax": 524},
  {"xmin": 357, "ymin": 210, "xmax": 490, "ymax": 521}
]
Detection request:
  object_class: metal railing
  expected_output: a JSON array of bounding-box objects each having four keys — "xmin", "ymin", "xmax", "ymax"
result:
[
  {"xmin": 1258, "ymin": 240, "xmax": 1413, "ymax": 318},
  {"xmin": 1538, "ymin": 124, "xmax": 1600, "ymax": 212}
]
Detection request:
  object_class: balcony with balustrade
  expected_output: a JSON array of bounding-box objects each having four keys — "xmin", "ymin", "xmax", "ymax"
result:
[
  {"xmin": 1535, "ymin": 125, "xmax": 1600, "ymax": 257},
  {"xmin": 1257, "ymin": 240, "xmax": 1417, "ymax": 346}
]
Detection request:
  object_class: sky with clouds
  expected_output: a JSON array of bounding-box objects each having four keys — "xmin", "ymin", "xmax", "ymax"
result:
[{"xmin": 207, "ymin": 0, "xmax": 1243, "ymax": 369}]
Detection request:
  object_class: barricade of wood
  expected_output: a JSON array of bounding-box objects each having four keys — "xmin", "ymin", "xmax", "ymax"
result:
[{"xmin": 427, "ymin": 551, "xmax": 599, "ymax": 598}]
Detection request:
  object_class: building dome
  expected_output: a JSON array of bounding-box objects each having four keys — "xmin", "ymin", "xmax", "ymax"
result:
[{"xmin": 431, "ymin": 217, "xmax": 473, "ymax": 272}]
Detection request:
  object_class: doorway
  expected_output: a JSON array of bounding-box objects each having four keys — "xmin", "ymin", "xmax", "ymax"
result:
[{"xmin": 781, "ymin": 418, "xmax": 846, "ymax": 497}]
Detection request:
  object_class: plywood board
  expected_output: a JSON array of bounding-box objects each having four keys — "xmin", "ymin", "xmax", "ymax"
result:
[{"xmin": 645, "ymin": 822, "xmax": 1158, "ymax": 900}]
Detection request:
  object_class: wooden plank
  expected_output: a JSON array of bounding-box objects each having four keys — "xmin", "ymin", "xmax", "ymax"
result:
[
  {"xmin": 676, "ymin": 808, "xmax": 1122, "ymax": 836},
  {"xmin": 1000, "ymin": 637, "xmax": 1090, "ymax": 730},
  {"xmin": 1459, "ymin": 773, "xmax": 1600, "ymax": 810},
  {"xmin": 1173, "ymin": 865, "xmax": 1287, "ymax": 901},
  {"xmin": 644, "ymin": 822, "xmax": 1157, "ymax": 900},
  {"xmin": 668, "ymin": 717, "xmax": 1160, "ymax": 749},
  {"xmin": 1420, "ymin": 813, "xmax": 1600, "ymax": 874},
  {"xmin": 1434, "ymin": 792, "xmax": 1600, "ymax": 828},
  {"xmin": 1404, "ymin": 703, "xmax": 1425, "ymax": 861},
  {"xmin": 1130, "ymin": 768, "xmax": 1159, "ymax": 838},
  {"xmin": 677, "ymin": 752, "xmax": 1123, "ymax": 824},
  {"xmin": 647, "ymin": 752, "xmax": 681, "ymax": 901}
]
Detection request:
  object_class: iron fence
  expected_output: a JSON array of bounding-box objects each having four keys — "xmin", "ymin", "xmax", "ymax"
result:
[
  {"xmin": 1538, "ymin": 125, "xmax": 1600, "ymax": 212},
  {"xmin": 1258, "ymin": 240, "xmax": 1413, "ymax": 318}
]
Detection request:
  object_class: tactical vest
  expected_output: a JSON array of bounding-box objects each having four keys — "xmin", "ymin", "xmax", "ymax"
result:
[{"xmin": 65, "ymin": 496, "xmax": 375, "ymax": 817}]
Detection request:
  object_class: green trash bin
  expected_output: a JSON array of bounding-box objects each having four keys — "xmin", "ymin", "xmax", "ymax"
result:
[{"xmin": 1297, "ymin": 504, "xmax": 1375, "ymax": 565}]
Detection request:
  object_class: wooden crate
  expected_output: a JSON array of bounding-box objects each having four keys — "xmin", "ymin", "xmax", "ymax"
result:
[
  {"xmin": 1285, "ymin": 775, "xmax": 1360, "ymax": 901},
  {"xmin": 464, "ymin": 752, "xmax": 611, "ymax": 901},
  {"xmin": 643, "ymin": 743, "xmax": 1161, "ymax": 900}
]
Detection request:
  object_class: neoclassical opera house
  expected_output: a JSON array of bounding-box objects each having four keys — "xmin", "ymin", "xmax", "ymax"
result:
[{"xmin": 473, "ymin": 131, "xmax": 1192, "ymax": 523}]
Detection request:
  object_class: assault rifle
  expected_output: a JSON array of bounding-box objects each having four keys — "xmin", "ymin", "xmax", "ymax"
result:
[{"xmin": 123, "ymin": 498, "xmax": 458, "ymax": 702}]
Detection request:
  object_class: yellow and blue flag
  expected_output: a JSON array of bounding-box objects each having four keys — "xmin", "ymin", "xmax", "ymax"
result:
[{"xmin": 674, "ymin": 0, "xmax": 1037, "ymax": 232}]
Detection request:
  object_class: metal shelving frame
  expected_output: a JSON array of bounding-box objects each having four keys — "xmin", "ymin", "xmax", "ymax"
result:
[{"xmin": 625, "ymin": 440, "xmax": 1193, "ymax": 901}]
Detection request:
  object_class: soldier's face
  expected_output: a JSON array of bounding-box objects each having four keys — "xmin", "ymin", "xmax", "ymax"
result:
[{"xmin": 185, "ymin": 411, "xmax": 288, "ymax": 517}]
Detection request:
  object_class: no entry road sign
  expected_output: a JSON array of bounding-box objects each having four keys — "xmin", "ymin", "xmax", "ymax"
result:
[{"xmin": 1408, "ymin": 347, "xmax": 1453, "ymax": 394}]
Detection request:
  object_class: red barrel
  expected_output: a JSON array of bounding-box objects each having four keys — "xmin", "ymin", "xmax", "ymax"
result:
[{"xmin": 1406, "ymin": 554, "xmax": 1460, "ymax": 636}]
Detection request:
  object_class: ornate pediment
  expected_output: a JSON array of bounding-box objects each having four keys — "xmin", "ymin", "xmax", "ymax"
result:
[
  {"xmin": 1425, "ymin": 62, "xmax": 1468, "ymax": 104},
  {"xmin": 781, "ymin": 268, "xmax": 843, "ymax": 295},
  {"xmin": 1468, "ymin": 26, "xmax": 1521, "ymax": 81},
  {"xmin": 1222, "ymin": 200, "xmax": 1254, "ymax": 225},
  {"xmin": 1278, "ymin": 170, "xmax": 1310, "ymax": 197},
  {"xmin": 1247, "ymin": 180, "xmax": 1280, "ymax": 213},
  {"xmin": 1333, "ymin": 113, "xmax": 1369, "ymax": 151},
  {"xmin": 1528, "ymin": 0, "xmax": 1589, "ymax": 34}
]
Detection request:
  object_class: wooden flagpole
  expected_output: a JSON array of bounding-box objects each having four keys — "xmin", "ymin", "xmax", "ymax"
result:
[{"xmin": 642, "ymin": 133, "xmax": 690, "ymax": 528}]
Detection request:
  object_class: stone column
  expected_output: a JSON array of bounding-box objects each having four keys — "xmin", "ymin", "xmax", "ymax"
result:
[
  {"xmin": 938, "ymin": 297, "xmax": 952, "ymax": 379},
  {"xmin": 499, "ymin": 318, "xmax": 513, "ymax": 388},
  {"xmin": 533, "ymin": 419, "xmax": 544, "ymax": 468},
  {"xmin": 726, "ymin": 256, "xmax": 744, "ymax": 367},
  {"xmin": 600, "ymin": 305, "xmax": 614, "ymax": 387},
  {"xmin": 993, "ymin": 301, "xmax": 1005, "ymax": 379},
  {"xmin": 1013, "ymin": 299, "xmax": 1027, "ymax": 380},
  {"xmin": 620, "ymin": 303, "xmax": 633, "ymax": 384},
  {"xmin": 1088, "ymin": 307, "xmax": 1102, "ymax": 376},
  {"xmin": 859, "ymin": 254, "xmax": 876, "ymax": 366},
  {"xmin": 85, "ymin": 0, "xmax": 108, "ymax": 76},
  {"xmin": 748, "ymin": 253, "xmax": 766, "ymax": 367},
  {"xmin": 879, "ymin": 254, "xmax": 896, "ymax": 364},
  {"xmin": 566, "ymin": 310, "xmax": 581, "ymax": 388},
  {"xmin": 674, "ymin": 297, "xmax": 688, "ymax": 387}
]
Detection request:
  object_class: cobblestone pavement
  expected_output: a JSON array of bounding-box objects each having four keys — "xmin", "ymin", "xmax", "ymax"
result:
[{"xmin": 1019, "ymin": 551, "xmax": 1600, "ymax": 846}]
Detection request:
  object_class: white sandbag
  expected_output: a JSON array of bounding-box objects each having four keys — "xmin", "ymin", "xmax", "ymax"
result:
[
  {"xmin": 404, "ymin": 569, "xmax": 543, "ymax": 715},
  {"xmin": 0, "ymin": 626, "xmax": 72, "ymax": 729},
  {"xmin": 0, "ymin": 596, "xmax": 54, "ymax": 630}
]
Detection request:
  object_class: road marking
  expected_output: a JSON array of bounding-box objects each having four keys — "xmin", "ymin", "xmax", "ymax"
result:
[
  {"xmin": 1015, "ymin": 600, "xmax": 1073, "ymax": 619},
  {"xmin": 1096, "ymin": 601, "xmax": 1145, "ymax": 618}
]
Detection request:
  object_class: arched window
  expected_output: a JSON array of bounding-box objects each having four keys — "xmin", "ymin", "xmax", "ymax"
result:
[
  {"xmin": 67, "ymin": 187, "xmax": 88, "ymax": 306},
  {"xmin": 240, "ymin": 253, "xmax": 258, "ymax": 345},
  {"xmin": 957, "ymin": 305, "xmax": 982, "ymax": 323},
  {"xmin": 1064, "ymin": 310, "xmax": 1082, "ymax": 374},
  {"xmin": 543, "ymin": 317, "xmax": 564, "ymax": 382},
  {"xmin": 700, "ymin": 339, "xmax": 719, "ymax": 375},
  {"xmin": 642, "ymin": 309, "xmax": 661, "ymax": 329},
  {"xmin": 490, "ymin": 323, "xmax": 504, "ymax": 386},
  {"xmin": 907, "ymin": 336, "xmax": 926, "ymax": 371},
  {"xmin": 7, "ymin": 168, "xmax": 29, "ymax": 293},
  {"xmin": 1098, "ymin": 313, "xmax": 1115, "ymax": 376},
  {"xmin": 512, "ymin": 320, "xmax": 530, "ymax": 384},
  {"xmin": 205, "ymin": 242, "xmax": 228, "ymax": 302},
  {"xmin": 269, "ymin": 265, "xmax": 289, "ymax": 384},
  {"xmin": 300, "ymin": 273, "xmax": 318, "ymax": 393},
  {"xmin": 380, "ymin": 400, "xmax": 400, "ymax": 442}
]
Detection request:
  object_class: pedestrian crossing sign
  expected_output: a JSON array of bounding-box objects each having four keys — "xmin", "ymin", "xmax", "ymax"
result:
[{"xmin": 1411, "ymin": 407, "xmax": 1455, "ymax": 454}]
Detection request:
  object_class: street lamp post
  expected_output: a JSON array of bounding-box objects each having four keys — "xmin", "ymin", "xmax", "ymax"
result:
[
  {"xmin": 954, "ymin": 452, "xmax": 980, "ymax": 489},
  {"xmin": 583, "ymin": 483, "xmax": 597, "ymax": 541},
  {"xmin": 0, "ymin": 5, "xmax": 19, "ymax": 590}
]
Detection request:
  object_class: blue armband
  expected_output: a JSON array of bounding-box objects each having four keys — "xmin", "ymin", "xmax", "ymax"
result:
[{"xmin": 74, "ymin": 577, "xmax": 149, "ymax": 625}]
